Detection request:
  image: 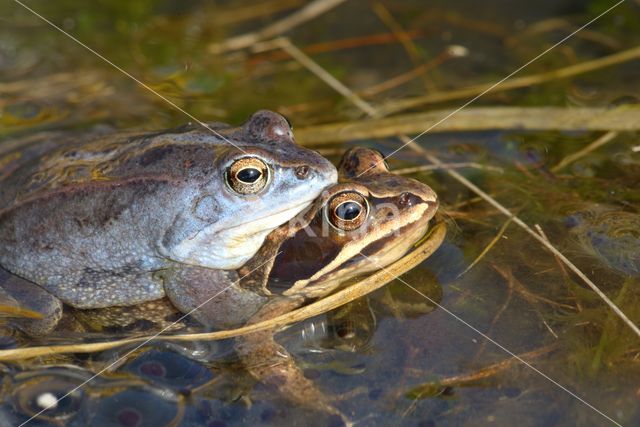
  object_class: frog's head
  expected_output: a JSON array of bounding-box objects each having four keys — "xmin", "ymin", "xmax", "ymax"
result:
[
  {"xmin": 165, "ymin": 110, "xmax": 337, "ymax": 270},
  {"xmin": 260, "ymin": 147, "xmax": 438, "ymax": 298}
]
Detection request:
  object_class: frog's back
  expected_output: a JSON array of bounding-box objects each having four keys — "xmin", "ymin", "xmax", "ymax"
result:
[
  {"xmin": 0, "ymin": 125, "xmax": 225, "ymax": 207},
  {"xmin": 0, "ymin": 126, "xmax": 230, "ymax": 308}
]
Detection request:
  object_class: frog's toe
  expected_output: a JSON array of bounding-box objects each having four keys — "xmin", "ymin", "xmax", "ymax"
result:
[{"xmin": 0, "ymin": 267, "xmax": 62, "ymax": 336}]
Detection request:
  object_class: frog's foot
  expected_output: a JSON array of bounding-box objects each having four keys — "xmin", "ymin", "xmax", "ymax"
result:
[
  {"xmin": 0, "ymin": 267, "xmax": 62, "ymax": 336},
  {"xmin": 72, "ymin": 297, "xmax": 186, "ymax": 333},
  {"xmin": 235, "ymin": 298, "xmax": 352, "ymax": 426},
  {"xmin": 162, "ymin": 265, "xmax": 267, "ymax": 329},
  {"xmin": 237, "ymin": 328, "xmax": 352, "ymax": 425}
]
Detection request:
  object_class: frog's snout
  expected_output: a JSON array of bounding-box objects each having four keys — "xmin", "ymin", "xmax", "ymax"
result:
[
  {"xmin": 406, "ymin": 184, "xmax": 439, "ymax": 211},
  {"xmin": 399, "ymin": 184, "xmax": 439, "ymax": 224},
  {"xmin": 312, "ymin": 156, "xmax": 339, "ymax": 186}
]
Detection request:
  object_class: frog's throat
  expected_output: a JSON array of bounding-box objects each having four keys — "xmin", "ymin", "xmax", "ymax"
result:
[
  {"xmin": 284, "ymin": 203, "xmax": 432, "ymax": 296},
  {"xmin": 170, "ymin": 199, "xmax": 315, "ymax": 270}
]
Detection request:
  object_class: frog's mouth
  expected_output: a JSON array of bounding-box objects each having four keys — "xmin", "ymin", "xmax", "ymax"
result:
[
  {"xmin": 224, "ymin": 198, "xmax": 316, "ymax": 239},
  {"xmin": 171, "ymin": 198, "xmax": 317, "ymax": 270},
  {"xmin": 215, "ymin": 199, "xmax": 320, "ymax": 268}
]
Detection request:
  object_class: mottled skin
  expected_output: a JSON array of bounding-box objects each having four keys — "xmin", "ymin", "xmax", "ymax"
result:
[{"xmin": 0, "ymin": 111, "xmax": 337, "ymax": 334}]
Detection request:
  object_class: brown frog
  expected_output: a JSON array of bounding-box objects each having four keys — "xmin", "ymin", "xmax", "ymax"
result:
[{"xmin": 234, "ymin": 147, "xmax": 440, "ymax": 420}]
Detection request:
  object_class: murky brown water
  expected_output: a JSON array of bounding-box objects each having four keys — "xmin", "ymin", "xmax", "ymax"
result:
[{"xmin": 1, "ymin": 0, "xmax": 639, "ymax": 425}]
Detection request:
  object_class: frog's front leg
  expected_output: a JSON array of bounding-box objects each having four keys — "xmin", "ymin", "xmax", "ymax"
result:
[
  {"xmin": 235, "ymin": 297, "xmax": 349, "ymax": 424},
  {"xmin": 0, "ymin": 267, "xmax": 63, "ymax": 336},
  {"xmin": 161, "ymin": 265, "xmax": 267, "ymax": 329}
]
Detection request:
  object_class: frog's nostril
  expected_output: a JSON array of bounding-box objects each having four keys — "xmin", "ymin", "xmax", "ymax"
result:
[
  {"xmin": 398, "ymin": 192, "xmax": 420, "ymax": 208},
  {"xmin": 295, "ymin": 165, "xmax": 310, "ymax": 179}
]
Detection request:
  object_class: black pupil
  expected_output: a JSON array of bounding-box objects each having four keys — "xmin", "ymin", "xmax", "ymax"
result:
[
  {"xmin": 237, "ymin": 168, "xmax": 261, "ymax": 183},
  {"xmin": 336, "ymin": 202, "xmax": 361, "ymax": 221}
]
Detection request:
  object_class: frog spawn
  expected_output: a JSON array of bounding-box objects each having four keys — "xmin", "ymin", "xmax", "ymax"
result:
[
  {"xmin": 564, "ymin": 205, "xmax": 640, "ymax": 276},
  {"xmin": 9, "ymin": 370, "xmax": 85, "ymax": 425},
  {"xmin": 0, "ymin": 338, "xmax": 364, "ymax": 426},
  {"xmin": 1, "ymin": 348, "xmax": 216, "ymax": 426}
]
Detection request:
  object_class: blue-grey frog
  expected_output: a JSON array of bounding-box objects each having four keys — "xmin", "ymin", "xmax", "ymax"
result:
[{"xmin": 0, "ymin": 110, "xmax": 337, "ymax": 335}]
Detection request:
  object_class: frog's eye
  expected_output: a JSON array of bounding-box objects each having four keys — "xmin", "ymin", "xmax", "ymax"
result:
[
  {"xmin": 226, "ymin": 157, "xmax": 270, "ymax": 195},
  {"xmin": 326, "ymin": 192, "xmax": 369, "ymax": 231}
]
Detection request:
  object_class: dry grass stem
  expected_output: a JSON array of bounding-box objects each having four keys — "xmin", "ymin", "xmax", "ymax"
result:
[
  {"xmin": 208, "ymin": 0, "xmax": 348, "ymax": 54},
  {"xmin": 457, "ymin": 217, "xmax": 513, "ymax": 278},
  {"xmin": 393, "ymin": 163, "xmax": 504, "ymax": 175},
  {"xmin": 403, "ymin": 344, "xmax": 558, "ymax": 415},
  {"xmin": 358, "ymin": 53, "xmax": 448, "ymax": 97},
  {"xmin": 294, "ymin": 106, "xmax": 640, "ymax": 145},
  {"xmin": 552, "ymin": 131, "xmax": 619, "ymax": 172},
  {"xmin": 508, "ymin": 17, "xmax": 621, "ymax": 50},
  {"xmin": 409, "ymin": 344, "xmax": 558, "ymax": 394},
  {"xmin": 212, "ymin": 0, "xmax": 304, "ymax": 27},
  {"xmin": 249, "ymin": 30, "xmax": 425, "ymax": 61},
  {"xmin": 280, "ymin": 38, "xmax": 640, "ymax": 340},
  {"xmin": 533, "ymin": 225, "xmax": 562, "ymax": 268},
  {"xmin": 371, "ymin": 2, "xmax": 436, "ymax": 92},
  {"xmin": 315, "ymin": 147, "xmax": 348, "ymax": 156},
  {"xmin": 534, "ymin": 224, "xmax": 582, "ymax": 312},
  {"xmin": 378, "ymin": 45, "xmax": 640, "ymax": 115},
  {"xmin": 275, "ymin": 37, "xmax": 379, "ymax": 117}
]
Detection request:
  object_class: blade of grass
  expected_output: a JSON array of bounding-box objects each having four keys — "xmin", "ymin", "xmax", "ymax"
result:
[
  {"xmin": 208, "ymin": 0, "xmax": 348, "ymax": 54},
  {"xmin": 457, "ymin": 216, "xmax": 513, "ymax": 278},
  {"xmin": 293, "ymin": 107, "xmax": 640, "ymax": 145},
  {"xmin": 552, "ymin": 130, "xmax": 619, "ymax": 172},
  {"xmin": 378, "ymin": 45, "xmax": 640, "ymax": 115}
]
